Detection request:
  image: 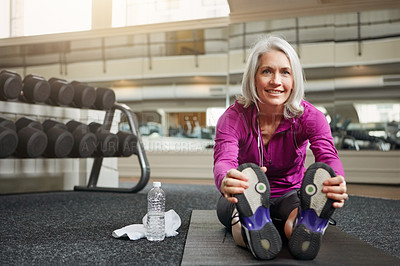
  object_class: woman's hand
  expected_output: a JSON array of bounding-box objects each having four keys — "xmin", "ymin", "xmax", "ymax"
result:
[
  {"xmin": 322, "ymin": 175, "xmax": 348, "ymax": 208},
  {"xmin": 221, "ymin": 167, "xmax": 267, "ymax": 204}
]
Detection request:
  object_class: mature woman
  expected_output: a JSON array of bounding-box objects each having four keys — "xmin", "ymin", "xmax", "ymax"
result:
[{"xmin": 214, "ymin": 35, "xmax": 348, "ymax": 260}]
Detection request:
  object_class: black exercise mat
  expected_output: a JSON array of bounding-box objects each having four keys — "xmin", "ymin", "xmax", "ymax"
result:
[{"xmin": 182, "ymin": 210, "xmax": 400, "ymax": 265}]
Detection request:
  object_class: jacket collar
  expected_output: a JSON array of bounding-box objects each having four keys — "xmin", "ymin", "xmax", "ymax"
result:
[{"xmin": 250, "ymin": 103, "xmax": 295, "ymax": 134}]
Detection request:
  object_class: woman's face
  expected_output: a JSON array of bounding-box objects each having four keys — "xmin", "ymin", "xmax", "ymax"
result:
[{"xmin": 255, "ymin": 49, "xmax": 294, "ymax": 108}]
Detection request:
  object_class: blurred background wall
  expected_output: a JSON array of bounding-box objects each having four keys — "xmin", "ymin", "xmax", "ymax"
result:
[{"xmin": 0, "ymin": 0, "xmax": 399, "ymax": 193}]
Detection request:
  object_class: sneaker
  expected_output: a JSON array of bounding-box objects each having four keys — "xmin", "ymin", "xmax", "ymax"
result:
[
  {"xmin": 288, "ymin": 162, "xmax": 338, "ymax": 260},
  {"xmin": 234, "ymin": 163, "xmax": 282, "ymax": 260}
]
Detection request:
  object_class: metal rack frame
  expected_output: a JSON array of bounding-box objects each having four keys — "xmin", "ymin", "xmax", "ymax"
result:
[{"xmin": 74, "ymin": 103, "xmax": 150, "ymax": 193}]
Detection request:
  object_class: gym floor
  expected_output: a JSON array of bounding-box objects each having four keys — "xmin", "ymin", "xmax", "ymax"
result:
[
  {"xmin": 121, "ymin": 176, "xmax": 400, "ymax": 200},
  {"xmin": 1, "ymin": 180, "xmax": 399, "ymax": 265}
]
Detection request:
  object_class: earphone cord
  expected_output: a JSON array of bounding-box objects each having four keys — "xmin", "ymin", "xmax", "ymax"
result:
[
  {"xmin": 258, "ymin": 117, "xmax": 304, "ymax": 168},
  {"xmin": 255, "ymin": 102, "xmax": 264, "ymax": 167},
  {"xmin": 292, "ymin": 121, "xmax": 304, "ymax": 161},
  {"xmin": 258, "ymin": 124, "xmax": 264, "ymax": 167}
]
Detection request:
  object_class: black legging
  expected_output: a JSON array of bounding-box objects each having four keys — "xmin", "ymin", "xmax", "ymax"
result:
[{"xmin": 216, "ymin": 189, "xmax": 300, "ymax": 242}]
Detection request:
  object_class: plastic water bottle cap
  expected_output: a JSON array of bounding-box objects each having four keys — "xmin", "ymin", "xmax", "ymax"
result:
[{"xmin": 153, "ymin": 182, "xmax": 161, "ymax": 188}]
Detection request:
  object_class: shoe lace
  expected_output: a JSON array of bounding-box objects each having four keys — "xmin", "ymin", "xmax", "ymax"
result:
[
  {"xmin": 231, "ymin": 211, "xmax": 240, "ymax": 226},
  {"xmin": 223, "ymin": 228, "xmax": 228, "ymax": 243},
  {"xmin": 223, "ymin": 211, "xmax": 240, "ymax": 243}
]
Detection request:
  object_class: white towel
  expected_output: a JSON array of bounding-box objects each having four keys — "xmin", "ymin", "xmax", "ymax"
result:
[{"xmin": 112, "ymin": 209, "xmax": 181, "ymax": 241}]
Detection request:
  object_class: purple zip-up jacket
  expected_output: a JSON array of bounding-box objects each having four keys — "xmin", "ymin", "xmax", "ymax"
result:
[{"xmin": 213, "ymin": 100, "xmax": 344, "ymax": 198}]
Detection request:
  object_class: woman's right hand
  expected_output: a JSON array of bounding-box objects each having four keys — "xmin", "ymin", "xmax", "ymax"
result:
[{"xmin": 221, "ymin": 166, "xmax": 267, "ymax": 203}]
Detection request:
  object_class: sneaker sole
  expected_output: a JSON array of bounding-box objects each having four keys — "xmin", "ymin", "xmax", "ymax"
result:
[
  {"xmin": 234, "ymin": 163, "xmax": 282, "ymax": 260},
  {"xmin": 289, "ymin": 162, "xmax": 337, "ymax": 260}
]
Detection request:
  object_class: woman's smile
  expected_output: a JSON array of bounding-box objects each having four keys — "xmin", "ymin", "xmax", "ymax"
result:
[{"xmin": 265, "ymin": 89, "xmax": 284, "ymax": 94}]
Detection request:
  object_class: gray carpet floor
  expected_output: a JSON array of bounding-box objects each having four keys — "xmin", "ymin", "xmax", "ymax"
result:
[{"xmin": 0, "ymin": 183, "xmax": 399, "ymax": 265}]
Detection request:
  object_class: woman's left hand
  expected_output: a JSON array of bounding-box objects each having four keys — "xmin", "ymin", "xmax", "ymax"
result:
[{"xmin": 322, "ymin": 175, "xmax": 348, "ymax": 208}]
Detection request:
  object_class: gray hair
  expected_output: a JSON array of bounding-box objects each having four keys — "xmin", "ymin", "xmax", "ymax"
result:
[{"xmin": 238, "ymin": 35, "xmax": 304, "ymax": 118}]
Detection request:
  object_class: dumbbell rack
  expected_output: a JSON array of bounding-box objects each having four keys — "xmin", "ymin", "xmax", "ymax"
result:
[
  {"xmin": 74, "ymin": 102, "xmax": 150, "ymax": 193},
  {"xmin": 0, "ymin": 69, "xmax": 150, "ymax": 193},
  {"xmin": 0, "ymin": 100, "xmax": 150, "ymax": 193}
]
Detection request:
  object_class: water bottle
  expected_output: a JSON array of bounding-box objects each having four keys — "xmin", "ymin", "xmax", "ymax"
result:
[{"xmin": 146, "ymin": 182, "xmax": 165, "ymax": 241}]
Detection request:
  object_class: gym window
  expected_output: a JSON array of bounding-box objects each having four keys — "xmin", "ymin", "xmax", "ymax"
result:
[{"xmin": 0, "ymin": 0, "xmax": 92, "ymax": 38}]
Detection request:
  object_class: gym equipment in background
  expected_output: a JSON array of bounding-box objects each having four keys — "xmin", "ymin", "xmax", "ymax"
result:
[
  {"xmin": 0, "ymin": 70, "xmax": 22, "ymax": 101},
  {"xmin": 94, "ymin": 87, "xmax": 116, "ymax": 110},
  {"xmin": 20, "ymin": 74, "xmax": 51, "ymax": 103},
  {"xmin": 88, "ymin": 122, "xmax": 119, "ymax": 157},
  {"xmin": 0, "ymin": 69, "xmax": 150, "ymax": 192},
  {"xmin": 70, "ymin": 81, "xmax": 96, "ymax": 108},
  {"xmin": 47, "ymin": 78, "xmax": 75, "ymax": 106},
  {"xmin": 0, "ymin": 117, "xmax": 18, "ymax": 158},
  {"xmin": 66, "ymin": 120, "xmax": 97, "ymax": 158},
  {"xmin": 42, "ymin": 119, "xmax": 74, "ymax": 158},
  {"xmin": 75, "ymin": 103, "xmax": 150, "ymax": 193},
  {"xmin": 115, "ymin": 131, "xmax": 137, "ymax": 157},
  {"xmin": 15, "ymin": 117, "xmax": 48, "ymax": 158}
]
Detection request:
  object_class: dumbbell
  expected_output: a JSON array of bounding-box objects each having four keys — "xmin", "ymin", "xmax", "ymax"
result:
[
  {"xmin": 66, "ymin": 120, "xmax": 97, "ymax": 157},
  {"xmin": 0, "ymin": 70, "xmax": 22, "ymax": 101},
  {"xmin": 42, "ymin": 120, "xmax": 74, "ymax": 158},
  {"xmin": 20, "ymin": 74, "xmax": 51, "ymax": 103},
  {"xmin": 47, "ymin": 78, "xmax": 75, "ymax": 106},
  {"xmin": 70, "ymin": 81, "xmax": 96, "ymax": 108},
  {"xmin": 0, "ymin": 117, "xmax": 18, "ymax": 158},
  {"xmin": 15, "ymin": 117, "xmax": 48, "ymax": 158},
  {"xmin": 115, "ymin": 131, "xmax": 137, "ymax": 157},
  {"xmin": 88, "ymin": 122, "xmax": 119, "ymax": 157},
  {"xmin": 93, "ymin": 87, "xmax": 116, "ymax": 110}
]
